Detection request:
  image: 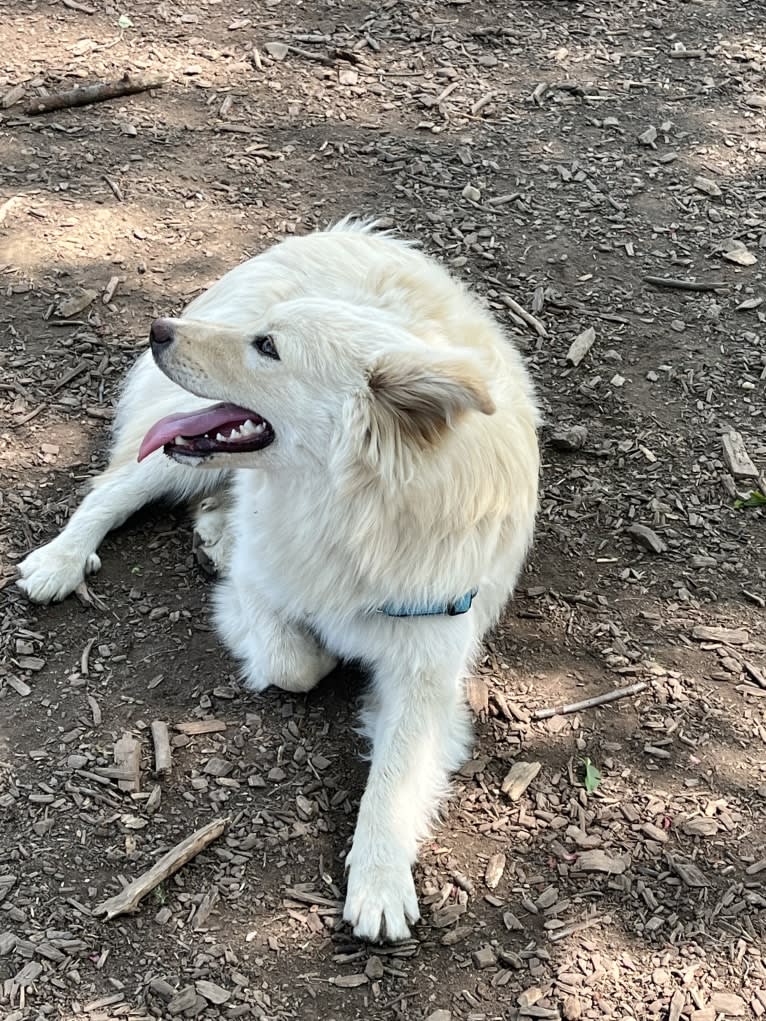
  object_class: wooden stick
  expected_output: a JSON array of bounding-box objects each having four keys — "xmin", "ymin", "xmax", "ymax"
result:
[
  {"xmin": 25, "ymin": 73, "xmax": 166, "ymax": 116},
  {"xmin": 643, "ymin": 275, "xmax": 726, "ymax": 292},
  {"xmin": 94, "ymin": 818, "xmax": 228, "ymax": 919},
  {"xmin": 532, "ymin": 681, "xmax": 648, "ymax": 721},
  {"xmin": 499, "ymin": 294, "xmax": 549, "ymax": 337},
  {"xmin": 150, "ymin": 721, "xmax": 172, "ymax": 775}
]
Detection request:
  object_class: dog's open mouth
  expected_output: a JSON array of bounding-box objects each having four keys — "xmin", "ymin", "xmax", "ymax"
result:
[{"xmin": 137, "ymin": 403, "xmax": 275, "ymax": 462}]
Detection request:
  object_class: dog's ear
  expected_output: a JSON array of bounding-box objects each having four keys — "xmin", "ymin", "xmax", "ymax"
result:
[
  {"xmin": 365, "ymin": 352, "xmax": 494, "ymax": 458},
  {"xmin": 368, "ymin": 353, "xmax": 494, "ymax": 443}
]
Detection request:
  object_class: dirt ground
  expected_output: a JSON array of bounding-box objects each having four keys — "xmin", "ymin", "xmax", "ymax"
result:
[{"xmin": 1, "ymin": 0, "xmax": 766, "ymax": 1019}]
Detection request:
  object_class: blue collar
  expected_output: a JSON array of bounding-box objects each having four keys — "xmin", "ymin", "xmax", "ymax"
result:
[{"xmin": 378, "ymin": 589, "xmax": 477, "ymax": 618}]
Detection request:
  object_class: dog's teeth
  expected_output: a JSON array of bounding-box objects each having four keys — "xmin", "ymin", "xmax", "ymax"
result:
[
  {"xmin": 240, "ymin": 419, "xmax": 257, "ymax": 435},
  {"xmin": 215, "ymin": 432, "xmax": 227, "ymax": 442},
  {"xmin": 174, "ymin": 436, "xmax": 190, "ymax": 446},
  {"xmin": 253, "ymin": 422, "xmax": 266, "ymax": 433},
  {"xmin": 229, "ymin": 425, "xmax": 242, "ymax": 439}
]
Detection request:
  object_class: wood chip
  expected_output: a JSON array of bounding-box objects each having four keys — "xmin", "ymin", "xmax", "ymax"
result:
[
  {"xmin": 195, "ymin": 980, "xmax": 230, "ymax": 1005},
  {"xmin": 333, "ymin": 974, "xmax": 369, "ymax": 987},
  {"xmin": 669, "ymin": 990, "xmax": 686, "ymax": 1021},
  {"xmin": 472, "ymin": 945, "xmax": 497, "ymax": 969},
  {"xmin": 573, "ymin": 850, "xmax": 627, "ymax": 874},
  {"xmin": 692, "ymin": 625, "xmax": 750, "ymax": 645},
  {"xmin": 501, "ymin": 760, "xmax": 541, "ymax": 801},
  {"xmin": 58, "ymin": 288, "xmax": 98, "ymax": 318},
  {"xmin": 710, "ymin": 993, "xmax": 746, "ymax": 1016},
  {"xmin": 174, "ymin": 720, "xmax": 227, "ymax": 735},
  {"xmin": 693, "ymin": 175, "xmax": 721, "ymax": 198},
  {"xmin": 484, "ymin": 852, "xmax": 506, "ymax": 890},
  {"xmin": 721, "ymin": 431, "xmax": 759, "ymax": 479},
  {"xmin": 681, "ymin": 816, "xmax": 718, "ymax": 837},
  {"xmin": 1, "ymin": 83, "xmax": 26, "ymax": 109},
  {"xmin": 466, "ymin": 676, "xmax": 489, "ymax": 716},
  {"xmin": 150, "ymin": 721, "xmax": 171, "ymax": 775},
  {"xmin": 113, "ymin": 733, "xmax": 141, "ymax": 792},
  {"xmin": 627, "ymin": 523, "xmax": 667, "ymax": 554},
  {"xmin": 565, "ymin": 327, "xmax": 596, "ymax": 367}
]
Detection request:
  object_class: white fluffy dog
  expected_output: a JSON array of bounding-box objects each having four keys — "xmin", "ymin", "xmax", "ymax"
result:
[{"xmin": 17, "ymin": 219, "xmax": 540, "ymax": 942}]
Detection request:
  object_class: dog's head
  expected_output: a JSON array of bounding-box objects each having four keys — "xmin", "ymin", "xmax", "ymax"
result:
[{"xmin": 138, "ymin": 298, "xmax": 495, "ymax": 481}]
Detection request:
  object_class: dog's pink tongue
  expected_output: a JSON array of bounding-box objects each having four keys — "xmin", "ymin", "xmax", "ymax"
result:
[{"xmin": 138, "ymin": 403, "xmax": 253, "ymax": 461}]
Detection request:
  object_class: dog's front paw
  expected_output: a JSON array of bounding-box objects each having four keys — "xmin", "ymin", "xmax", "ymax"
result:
[
  {"xmin": 343, "ymin": 844, "xmax": 420, "ymax": 943},
  {"xmin": 192, "ymin": 495, "xmax": 231, "ymax": 576},
  {"xmin": 17, "ymin": 543, "xmax": 101, "ymax": 604}
]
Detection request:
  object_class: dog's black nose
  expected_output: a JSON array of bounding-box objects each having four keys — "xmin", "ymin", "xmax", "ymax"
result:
[{"xmin": 150, "ymin": 318, "xmax": 175, "ymax": 348}]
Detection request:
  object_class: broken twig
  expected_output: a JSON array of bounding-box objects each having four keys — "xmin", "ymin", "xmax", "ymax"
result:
[
  {"xmin": 500, "ymin": 294, "xmax": 549, "ymax": 338},
  {"xmin": 25, "ymin": 72, "xmax": 166, "ymax": 116},
  {"xmin": 532, "ymin": 681, "xmax": 648, "ymax": 721},
  {"xmin": 94, "ymin": 818, "xmax": 228, "ymax": 919},
  {"xmin": 643, "ymin": 276, "xmax": 726, "ymax": 292}
]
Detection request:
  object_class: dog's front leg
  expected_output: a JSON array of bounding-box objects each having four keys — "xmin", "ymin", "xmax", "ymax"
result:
[{"xmin": 344, "ymin": 625, "xmax": 473, "ymax": 942}]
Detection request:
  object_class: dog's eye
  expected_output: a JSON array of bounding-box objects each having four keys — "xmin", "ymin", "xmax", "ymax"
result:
[{"xmin": 252, "ymin": 335, "xmax": 279, "ymax": 360}]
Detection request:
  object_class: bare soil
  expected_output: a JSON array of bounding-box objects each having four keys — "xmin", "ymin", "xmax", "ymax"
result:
[{"xmin": 1, "ymin": 1, "xmax": 765, "ymax": 1019}]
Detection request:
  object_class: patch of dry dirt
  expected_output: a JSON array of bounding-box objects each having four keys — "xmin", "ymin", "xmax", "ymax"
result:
[{"xmin": 1, "ymin": 1, "xmax": 765, "ymax": 1019}]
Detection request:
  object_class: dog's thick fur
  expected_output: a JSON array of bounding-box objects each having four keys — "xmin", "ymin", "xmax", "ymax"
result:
[{"xmin": 18, "ymin": 220, "xmax": 540, "ymax": 942}]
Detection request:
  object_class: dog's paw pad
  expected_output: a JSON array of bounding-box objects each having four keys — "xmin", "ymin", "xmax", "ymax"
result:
[{"xmin": 343, "ymin": 850, "xmax": 419, "ymax": 943}]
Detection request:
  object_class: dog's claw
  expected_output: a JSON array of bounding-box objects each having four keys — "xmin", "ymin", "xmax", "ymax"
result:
[
  {"xmin": 17, "ymin": 545, "xmax": 102, "ymax": 604},
  {"xmin": 343, "ymin": 847, "xmax": 419, "ymax": 943}
]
